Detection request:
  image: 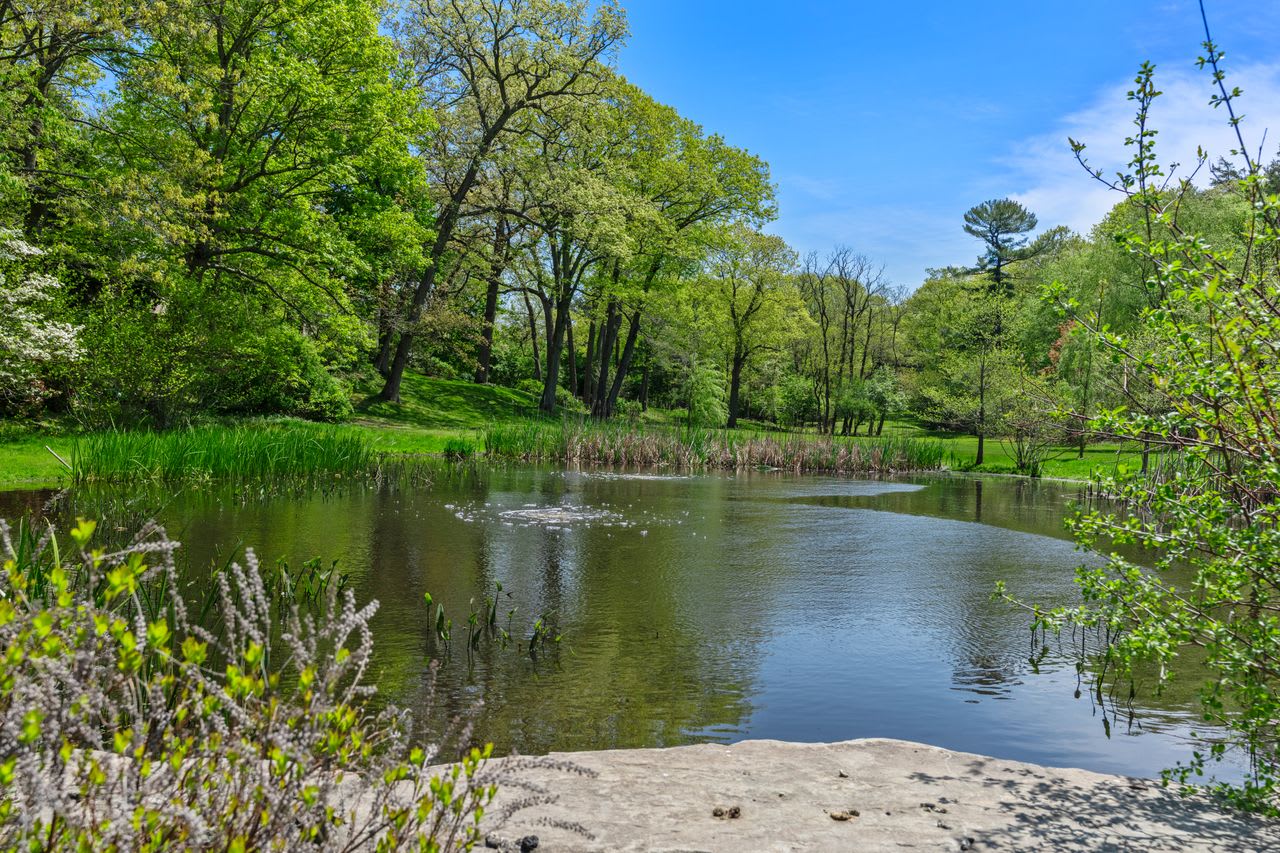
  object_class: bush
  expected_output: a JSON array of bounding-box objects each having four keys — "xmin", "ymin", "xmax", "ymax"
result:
[
  {"xmin": 513, "ymin": 378, "xmax": 543, "ymax": 399},
  {"xmin": 0, "ymin": 519, "xmax": 572, "ymax": 848},
  {"xmin": 555, "ymin": 383, "xmax": 587, "ymax": 415},
  {"xmin": 1005, "ymin": 57, "xmax": 1280, "ymax": 813},
  {"xmin": 76, "ymin": 291, "xmax": 352, "ymax": 427},
  {"xmin": 615, "ymin": 399, "xmax": 642, "ymax": 421},
  {"xmin": 686, "ymin": 363, "xmax": 726, "ymax": 429}
]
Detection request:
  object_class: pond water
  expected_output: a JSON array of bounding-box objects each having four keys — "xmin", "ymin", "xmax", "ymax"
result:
[{"xmin": 0, "ymin": 468, "xmax": 1241, "ymax": 781}]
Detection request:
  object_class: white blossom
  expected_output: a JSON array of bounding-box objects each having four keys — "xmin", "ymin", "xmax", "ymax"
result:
[{"xmin": 0, "ymin": 229, "xmax": 81, "ymax": 404}]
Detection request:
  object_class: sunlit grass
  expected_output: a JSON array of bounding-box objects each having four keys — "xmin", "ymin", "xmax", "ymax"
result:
[{"xmin": 72, "ymin": 423, "xmax": 375, "ymax": 485}]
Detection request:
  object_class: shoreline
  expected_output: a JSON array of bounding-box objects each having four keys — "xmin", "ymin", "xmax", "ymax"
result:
[{"xmin": 479, "ymin": 738, "xmax": 1275, "ymax": 852}]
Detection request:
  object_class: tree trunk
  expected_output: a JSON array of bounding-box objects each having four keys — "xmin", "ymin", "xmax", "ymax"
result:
[
  {"xmin": 582, "ymin": 319, "xmax": 596, "ymax": 402},
  {"xmin": 727, "ymin": 354, "xmax": 745, "ymax": 429},
  {"xmin": 592, "ymin": 299, "xmax": 621, "ymax": 417},
  {"xmin": 540, "ymin": 295, "xmax": 571, "ymax": 413},
  {"xmin": 604, "ymin": 311, "xmax": 641, "ymax": 418},
  {"xmin": 375, "ymin": 328, "xmax": 394, "ymax": 378},
  {"xmin": 474, "ymin": 219, "xmax": 508, "ymax": 384},
  {"xmin": 565, "ymin": 314, "xmax": 577, "ymax": 400},
  {"xmin": 859, "ymin": 307, "xmax": 874, "ymax": 378},
  {"xmin": 975, "ymin": 355, "xmax": 987, "ymax": 466},
  {"xmin": 523, "ymin": 293, "xmax": 542, "ymax": 383},
  {"xmin": 639, "ymin": 360, "xmax": 650, "ymax": 411}
]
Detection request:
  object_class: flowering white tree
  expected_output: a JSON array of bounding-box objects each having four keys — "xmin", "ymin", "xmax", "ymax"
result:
[{"xmin": 0, "ymin": 229, "xmax": 80, "ymax": 408}]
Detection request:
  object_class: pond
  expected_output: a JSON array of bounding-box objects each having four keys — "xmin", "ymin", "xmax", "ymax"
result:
[{"xmin": 0, "ymin": 467, "xmax": 1241, "ymax": 781}]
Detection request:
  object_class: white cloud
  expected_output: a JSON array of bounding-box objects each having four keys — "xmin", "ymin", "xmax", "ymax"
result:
[
  {"xmin": 1004, "ymin": 62, "xmax": 1280, "ymax": 236},
  {"xmin": 776, "ymin": 204, "xmax": 972, "ymax": 289}
]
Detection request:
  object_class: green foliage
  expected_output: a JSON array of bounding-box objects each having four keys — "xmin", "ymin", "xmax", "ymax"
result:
[
  {"xmin": 0, "ymin": 518, "xmax": 502, "ymax": 850},
  {"xmin": 686, "ymin": 362, "xmax": 727, "ymax": 429},
  {"xmin": 1008, "ymin": 52, "xmax": 1280, "ymax": 812},
  {"xmin": 441, "ymin": 436, "xmax": 477, "ymax": 460},
  {"xmin": 963, "ymin": 197, "xmax": 1039, "ymax": 293}
]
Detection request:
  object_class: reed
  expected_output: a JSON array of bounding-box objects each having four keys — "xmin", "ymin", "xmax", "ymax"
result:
[
  {"xmin": 483, "ymin": 419, "xmax": 948, "ymax": 474},
  {"xmin": 71, "ymin": 423, "xmax": 375, "ymax": 485}
]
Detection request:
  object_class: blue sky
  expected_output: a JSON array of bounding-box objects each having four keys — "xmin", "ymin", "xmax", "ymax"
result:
[{"xmin": 616, "ymin": 1, "xmax": 1280, "ymax": 287}]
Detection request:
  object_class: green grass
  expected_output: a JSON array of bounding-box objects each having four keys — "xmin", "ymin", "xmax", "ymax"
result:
[
  {"xmin": 0, "ymin": 431, "xmax": 76, "ymax": 488},
  {"xmin": 0, "ymin": 374, "xmax": 1149, "ymax": 487},
  {"xmin": 72, "ymin": 423, "xmax": 375, "ymax": 485},
  {"xmin": 355, "ymin": 373, "xmax": 538, "ymax": 429}
]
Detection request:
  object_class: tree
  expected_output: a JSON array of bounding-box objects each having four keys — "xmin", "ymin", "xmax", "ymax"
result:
[
  {"xmin": 865, "ymin": 365, "xmax": 906, "ymax": 436},
  {"xmin": 80, "ymin": 0, "xmax": 420, "ymax": 423},
  {"xmin": 509, "ymin": 88, "xmax": 650, "ymax": 413},
  {"xmin": 700, "ymin": 225, "xmax": 801, "ymax": 428},
  {"xmin": 582, "ymin": 92, "xmax": 775, "ymax": 419},
  {"xmin": 0, "ymin": 0, "xmax": 135, "ymax": 235},
  {"xmin": 376, "ymin": 0, "xmax": 626, "ymax": 402},
  {"xmin": 686, "ymin": 360, "xmax": 726, "ymax": 428},
  {"xmin": 1007, "ymin": 40, "xmax": 1280, "ymax": 811},
  {"xmin": 903, "ymin": 271, "xmax": 1020, "ymax": 465},
  {"xmin": 963, "ymin": 198, "xmax": 1038, "ymax": 295}
]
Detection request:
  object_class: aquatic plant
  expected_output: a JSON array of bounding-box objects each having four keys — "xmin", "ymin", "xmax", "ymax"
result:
[
  {"xmin": 443, "ymin": 436, "xmax": 478, "ymax": 460},
  {"xmin": 71, "ymin": 423, "xmax": 375, "ymax": 485},
  {"xmin": 483, "ymin": 418, "xmax": 947, "ymax": 474},
  {"xmin": 426, "ymin": 583, "xmax": 557, "ymax": 663}
]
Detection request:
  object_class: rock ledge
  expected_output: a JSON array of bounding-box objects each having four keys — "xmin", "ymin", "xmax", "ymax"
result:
[{"xmin": 483, "ymin": 737, "xmax": 1275, "ymax": 852}]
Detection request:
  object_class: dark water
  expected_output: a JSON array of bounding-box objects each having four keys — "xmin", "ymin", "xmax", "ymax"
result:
[{"xmin": 0, "ymin": 468, "xmax": 1241, "ymax": 780}]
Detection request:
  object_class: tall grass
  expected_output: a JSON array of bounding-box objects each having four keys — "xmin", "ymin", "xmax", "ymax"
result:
[
  {"xmin": 484, "ymin": 418, "xmax": 948, "ymax": 473},
  {"xmin": 72, "ymin": 423, "xmax": 375, "ymax": 484}
]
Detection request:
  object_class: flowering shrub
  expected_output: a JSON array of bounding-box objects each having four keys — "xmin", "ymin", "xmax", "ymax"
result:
[
  {"xmin": 0, "ymin": 230, "xmax": 80, "ymax": 410},
  {"xmin": 0, "ymin": 519, "xmax": 551, "ymax": 850}
]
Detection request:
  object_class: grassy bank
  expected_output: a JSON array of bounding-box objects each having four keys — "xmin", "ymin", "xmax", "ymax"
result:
[
  {"xmin": 484, "ymin": 419, "xmax": 949, "ymax": 473},
  {"xmin": 0, "ymin": 374, "xmax": 1146, "ymax": 487}
]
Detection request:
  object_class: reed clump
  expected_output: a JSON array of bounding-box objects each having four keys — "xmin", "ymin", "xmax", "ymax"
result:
[
  {"xmin": 71, "ymin": 423, "xmax": 375, "ymax": 485},
  {"xmin": 483, "ymin": 419, "xmax": 947, "ymax": 474}
]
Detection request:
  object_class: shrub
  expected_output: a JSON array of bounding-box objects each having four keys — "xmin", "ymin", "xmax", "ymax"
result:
[
  {"xmin": 686, "ymin": 363, "xmax": 726, "ymax": 429},
  {"xmin": 554, "ymin": 383, "xmax": 586, "ymax": 415},
  {"xmin": 1005, "ymin": 54, "xmax": 1280, "ymax": 813},
  {"xmin": 615, "ymin": 399, "xmax": 642, "ymax": 421},
  {"xmin": 513, "ymin": 378, "xmax": 543, "ymax": 399},
  {"xmin": 0, "ymin": 518, "xmax": 582, "ymax": 849}
]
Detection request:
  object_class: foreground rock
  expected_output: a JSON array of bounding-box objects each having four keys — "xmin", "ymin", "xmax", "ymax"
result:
[{"xmin": 482, "ymin": 738, "xmax": 1276, "ymax": 852}]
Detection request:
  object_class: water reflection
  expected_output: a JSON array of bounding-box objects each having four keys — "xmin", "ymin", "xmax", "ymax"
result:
[{"xmin": 0, "ymin": 468, "xmax": 1242, "ymax": 780}]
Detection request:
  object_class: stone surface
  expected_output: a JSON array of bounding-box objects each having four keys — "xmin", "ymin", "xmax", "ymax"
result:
[{"xmin": 481, "ymin": 738, "xmax": 1277, "ymax": 852}]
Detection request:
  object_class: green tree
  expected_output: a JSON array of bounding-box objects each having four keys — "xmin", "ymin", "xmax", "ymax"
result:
[
  {"xmin": 1010, "ymin": 43, "xmax": 1280, "ymax": 811},
  {"xmin": 963, "ymin": 198, "xmax": 1039, "ymax": 295},
  {"xmin": 376, "ymin": 0, "xmax": 626, "ymax": 402},
  {"xmin": 80, "ymin": 0, "xmax": 422, "ymax": 423},
  {"xmin": 903, "ymin": 271, "xmax": 1021, "ymax": 464},
  {"xmin": 699, "ymin": 225, "xmax": 802, "ymax": 428},
  {"xmin": 686, "ymin": 360, "xmax": 726, "ymax": 429},
  {"xmin": 0, "ymin": 0, "xmax": 135, "ymax": 235}
]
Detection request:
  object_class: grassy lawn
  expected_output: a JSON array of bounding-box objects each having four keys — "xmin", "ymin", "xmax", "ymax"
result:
[
  {"xmin": 355, "ymin": 373, "xmax": 538, "ymax": 430},
  {"xmin": 0, "ymin": 375, "xmax": 1144, "ymax": 488},
  {"xmin": 0, "ymin": 432, "xmax": 77, "ymax": 489}
]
